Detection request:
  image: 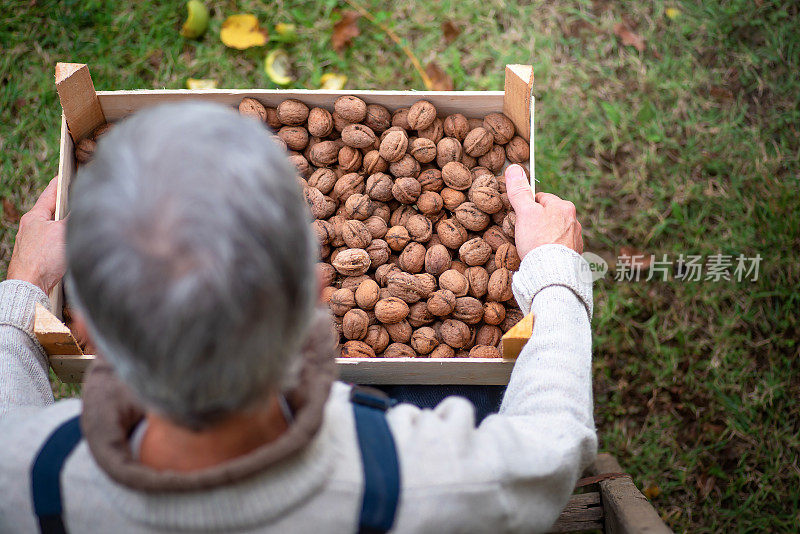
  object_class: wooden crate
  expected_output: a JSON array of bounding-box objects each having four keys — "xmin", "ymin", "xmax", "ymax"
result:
[{"xmin": 43, "ymin": 63, "xmax": 536, "ymax": 385}]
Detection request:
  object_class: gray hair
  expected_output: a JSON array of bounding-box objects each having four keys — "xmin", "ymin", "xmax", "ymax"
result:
[{"xmin": 66, "ymin": 102, "xmax": 317, "ymax": 428}]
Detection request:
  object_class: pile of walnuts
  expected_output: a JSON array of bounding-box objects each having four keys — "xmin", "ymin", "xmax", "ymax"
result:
[{"xmin": 239, "ymin": 96, "xmax": 529, "ymax": 359}]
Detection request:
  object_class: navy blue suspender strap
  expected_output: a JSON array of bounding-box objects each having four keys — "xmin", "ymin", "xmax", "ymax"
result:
[
  {"xmin": 350, "ymin": 387, "xmax": 401, "ymax": 534},
  {"xmin": 30, "ymin": 415, "xmax": 82, "ymax": 534}
]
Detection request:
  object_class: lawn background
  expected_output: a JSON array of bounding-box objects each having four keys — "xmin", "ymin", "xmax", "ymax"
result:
[{"xmin": 1, "ymin": 0, "xmax": 798, "ymax": 531}]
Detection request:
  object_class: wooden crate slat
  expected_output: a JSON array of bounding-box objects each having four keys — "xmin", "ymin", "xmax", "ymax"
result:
[{"xmin": 549, "ymin": 492, "xmax": 603, "ymax": 533}]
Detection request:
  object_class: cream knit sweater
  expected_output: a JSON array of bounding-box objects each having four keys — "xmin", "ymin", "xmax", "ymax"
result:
[{"xmin": 0, "ymin": 244, "xmax": 596, "ymax": 533}]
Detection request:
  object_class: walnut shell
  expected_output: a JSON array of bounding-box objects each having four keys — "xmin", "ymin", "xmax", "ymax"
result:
[
  {"xmin": 455, "ymin": 202, "xmax": 491, "ymax": 231},
  {"xmin": 317, "ymin": 262, "xmax": 337, "ymax": 288},
  {"xmin": 392, "ymin": 177, "xmax": 422, "ymax": 204},
  {"xmin": 365, "ymin": 172, "xmax": 394, "ymax": 202},
  {"xmin": 487, "ymin": 268, "xmax": 514, "ymax": 301},
  {"xmin": 506, "ymin": 136, "xmax": 530, "ymax": 163},
  {"xmin": 341, "ymin": 123, "xmax": 377, "ymax": 149},
  {"xmin": 364, "ymin": 104, "xmax": 392, "ymax": 133},
  {"xmin": 383, "ymin": 342, "xmax": 415, "ymax": 358},
  {"xmin": 483, "ymin": 225, "xmax": 511, "ymax": 251},
  {"xmin": 418, "ymin": 169, "xmax": 444, "ymax": 193},
  {"xmin": 332, "ymin": 172, "xmax": 365, "ymax": 202},
  {"xmin": 483, "ymin": 302, "xmax": 506, "ymax": 326},
  {"xmin": 239, "ymin": 97, "xmax": 267, "ymax": 121},
  {"xmin": 277, "ymin": 126, "xmax": 309, "ymax": 151},
  {"xmin": 502, "ymin": 211, "xmax": 516, "ymax": 238},
  {"xmin": 405, "ymin": 213, "xmax": 432, "ymax": 242},
  {"xmin": 312, "ymin": 219, "xmax": 334, "ymax": 245},
  {"xmin": 308, "ymin": 140, "xmax": 339, "ymax": 167},
  {"xmin": 439, "ymin": 269, "xmax": 468, "ymax": 297},
  {"xmin": 468, "ymin": 185, "xmax": 504, "ymax": 214},
  {"xmin": 424, "ymin": 244, "xmax": 452, "ymax": 276},
  {"xmin": 430, "ymin": 344, "xmax": 455, "ymax": 358},
  {"xmin": 264, "ymin": 107, "xmax": 282, "ymax": 129},
  {"xmin": 413, "ymin": 191, "xmax": 441, "ymax": 216},
  {"xmin": 307, "ymin": 107, "xmax": 334, "ymax": 137},
  {"xmin": 334, "ymin": 95, "xmax": 367, "ymax": 123},
  {"xmin": 441, "ymin": 161, "xmax": 473, "ymax": 190},
  {"xmin": 364, "ymin": 324, "xmax": 391, "ymax": 353},
  {"xmin": 502, "ymin": 308, "xmax": 525, "ymax": 332},
  {"xmin": 398, "ymin": 242, "xmax": 426, "ymax": 273},
  {"xmin": 463, "ymin": 127, "xmax": 494, "ymax": 157},
  {"xmin": 304, "ymin": 187, "xmax": 337, "ymax": 219},
  {"xmin": 362, "ymin": 150, "xmax": 389, "ymax": 175},
  {"xmin": 277, "ymin": 99, "xmax": 310, "ymax": 126},
  {"xmin": 413, "ymin": 273, "xmax": 437, "ymax": 298},
  {"xmin": 387, "ymin": 271, "xmax": 421, "ymax": 303},
  {"xmin": 344, "ymin": 193, "xmax": 374, "ymax": 221},
  {"xmin": 469, "ymin": 345, "xmax": 501, "ymax": 358},
  {"xmin": 459, "ymin": 237, "xmax": 492, "ymax": 266},
  {"xmin": 453, "ymin": 296, "xmax": 484, "ymax": 324},
  {"xmin": 385, "ymin": 319, "xmax": 413, "ymax": 343},
  {"xmin": 341, "ymin": 340, "xmax": 375, "ymax": 358},
  {"xmin": 374, "ymin": 297, "xmax": 410, "ymax": 324},
  {"xmin": 408, "ymin": 303, "xmax": 435, "ymax": 328},
  {"xmin": 366, "ymin": 239, "xmax": 390, "ymax": 268},
  {"xmin": 75, "ymin": 138, "xmax": 96, "ymax": 163},
  {"xmin": 341, "ymin": 274, "xmax": 370, "ymax": 292},
  {"xmin": 329, "ymin": 288, "xmax": 356, "ymax": 315},
  {"xmin": 308, "ymin": 168, "xmax": 337, "ymax": 194},
  {"xmin": 443, "ymin": 113, "xmax": 470, "ymax": 141},
  {"xmin": 495, "ymin": 243, "xmax": 521, "ymax": 270},
  {"xmin": 389, "ymin": 154, "xmax": 421, "ymax": 179},
  {"xmin": 375, "ymin": 263, "xmax": 402, "ymax": 286},
  {"xmin": 483, "ymin": 112, "xmax": 515, "ymax": 145},
  {"xmin": 440, "ymin": 319, "xmax": 471, "ymax": 349},
  {"xmin": 427, "ymin": 289, "xmax": 456, "ymax": 316},
  {"xmin": 379, "ymin": 129, "xmax": 409, "ymax": 162},
  {"xmin": 409, "ymin": 137, "xmax": 437, "ymax": 163},
  {"xmin": 354, "ymin": 279, "xmax": 380, "ymax": 310},
  {"xmin": 465, "ymin": 266, "xmax": 489, "ymax": 298},
  {"xmin": 342, "ymin": 220, "xmax": 372, "ymax": 249},
  {"xmin": 436, "ymin": 137, "xmax": 463, "ymax": 168},
  {"xmin": 391, "ymin": 108, "xmax": 411, "ymax": 130},
  {"xmin": 441, "ymin": 188, "xmax": 467, "ymax": 211},
  {"xmin": 407, "ymin": 100, "xmax": 437, "ymax": 130},
  {"xmin": 320, "ymin": 286, "xmax": 336, "ymax": 304},
  {"xmin": 386, "ymin": 225, "xmax": 411, "ymax": 251},
  {"xmin": 364, "ymin": 215, "xmax": 388, "ymax": 239},
  {"xmin": 288, "ymin": 153, "xmax": 312, "ymax": 178},
  {"xmin": 417, "ymin": 117, "xmax": 444, "ymax": 143},
  {"xmin": 336, "ymin": 145, "xmax": 361, "ymax": 172},
  {"xmin": 343, "ymin": 309, "xmax": 369, "ymax": 340},
  {"xmin": 410, "ymin": 327, "xmax": 439, "ymax": 354},
  {"xmin": 331, "ymin": 111, "xmax": 352, "ymax": 132},
  {"xmin": 332, "ymin": 248, "xmax": 371, "ymax": 276}
]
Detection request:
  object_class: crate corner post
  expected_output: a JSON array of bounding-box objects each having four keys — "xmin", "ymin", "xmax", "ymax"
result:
[{"xmin": 503, "ymin": 64, "xmax": 535, "ymax": 187}]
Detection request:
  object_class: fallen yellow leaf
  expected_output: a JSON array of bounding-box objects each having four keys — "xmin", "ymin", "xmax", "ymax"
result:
[
  {"xmin": 264, "ymin": 49, "xmax": 293, "ymax": 85},
  {"xmin": 665, "ymin": 7, "xmax": 681, "ymax": 20},
  {"xmin": 220, "ymin": 14, "xmax": 268, "ymax": 50},
  {"xmin": 320, "ymin": 73, "xmax": 347, "ymax": 90},
  {"xmin": 186, "ymin": 78, "xmax": 218, "ymax": 89}
]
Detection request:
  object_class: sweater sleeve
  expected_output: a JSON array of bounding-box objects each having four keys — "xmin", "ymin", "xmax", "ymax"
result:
[{"xmin": 0, "ymin": 280, "xmax": 55, "ymax": 417}]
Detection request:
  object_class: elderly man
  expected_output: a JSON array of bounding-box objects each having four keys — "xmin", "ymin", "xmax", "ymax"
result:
[{"xmin": 0, "ymin": 103, "xmax": 595, "ymax": 533}]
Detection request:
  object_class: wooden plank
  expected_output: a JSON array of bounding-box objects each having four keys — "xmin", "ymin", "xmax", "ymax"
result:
[
  {"xmin": 55, "ymin": 63, "xmax": 106, "ymax": 142},
  {"xmin": 34, "ymin": 303, "xmax": 82, "ymax": 356},
  {"xmin": 503, "ymin": 64, "xmax": 535, "ymax": 187},
  {"xmin": 337, "ymin": 358, "xmax": 515, "ymax": 385},
  {"xmin": 500, "ymin": 312, "xmax": 534, "ymax": 359},
  {"xmin": 48, "ymin": 115, "xmax": 74, "ymax": 319},
  {"xmin": 591, "ymin": 454, "xmax": 673, "ymax": 534},
  {"xmin": 549, "ymin": 492, "xmax": 603, "ymax": 533},
  {"xmin": 50, "ymin": 354, "xmax": 94, "ymax": 383}
]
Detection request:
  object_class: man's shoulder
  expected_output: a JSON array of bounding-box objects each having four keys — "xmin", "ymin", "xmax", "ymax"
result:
[{"xmin": 0, "ymin": 398, "xmax": 83, "ymax": 466}]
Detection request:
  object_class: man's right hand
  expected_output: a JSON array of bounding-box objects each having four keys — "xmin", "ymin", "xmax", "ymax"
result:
[{"xmin": 504, "ymin": 164, "xmax": 583, "ymax": 259}]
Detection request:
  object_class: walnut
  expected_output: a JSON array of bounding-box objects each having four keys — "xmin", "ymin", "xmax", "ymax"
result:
[
  {"xmin": 459, "ymin": 237, "xmax": 492, "ymax": 266},
  {"xmin": 364, "ymin": 172, "xmax": 393, "ymax": 202},
  {"xmin": 305, "ymin": 107, "xmax": 334, "ymax": 138},
  {"xmin": 366, "ymin": 239, "xmax": 390, "ymax": 267},
  {"xmin": 483, "ymin": 303, "xmax": 506, "ymax": 326},
  {"xmin": 335, "ymin": 146, "xmax": 359, "ymax": 172},
  {"xmin": 436, "ymin": 137, "xmax": 463, "ymax": 168},
  {"xmin": 398, "ymin": 242, "xmax": 426, "ymax": 273},
  {"xmin": 264, "ymin": 107, "xmax": 281, "ymax": 130},
  {"xmin": 343, "ymin": 309, "xmax": 369, "ymax": 340},
  {"xmin": 239, "ymin": 97, "xmax": 267, "ymax": 121},
  {"xmin": 332, "ymin": 173, "xmax": 365, "ymax": 202},
  {"xmin": 443, "ymin": 113, "xmax": 469, "ymax": 141},
  {"xmin": 375, "ymin": 263, "xmax": 401, "ymax": 286},
  {"xmin": 277, "ymin": 126, "xmax": 309, "ymax": 151},
  {"xmin": 415, "ymin": 191, "xmax": 442, "ymax": 215},
  {"xmin": 441, "ymin": 161, "xmax": 472, "ymax": 190},
  {"xmin": 362, "ymin": 150, "xmax": 389, "ymax": 175},
  {"xmin": 331, "ymin": 111, "xmax": 352, "ymax": 132},
  {"xmin": 317, "ymin": 262, "xmax": 337, "ymax": 288},
  {"xmin": 332, "ymin": 248, "xmax": 371, "ymax": 276},
  {"xmin": 440, "ymin": 188, "xmax": 467, "ymax": 211},
  {"xmin": 418, "ymin": 169, "xmax": 444, "ymax": 192},
  {"xmin": 467, "ymin": 185, "xmax": 503, "ymax": 215},
  {"xmin": 439, "ymin": 269, "xmax": 468, "ymax": 297},
  {"xmin": 468, "ymin": 118, "xmax": 484, "ymax": 130},
  {"xmin": 364, "ymin": 215, "xmax": 388, "ymax": 239},
  {"xmin": 312, "ymin": 219, "xmax": 334, "ymax": 245},
  {"xmin": 417, "ymin": 117, "xmax": 444, "ymax": 143},
  {"xmin": 430, "ymin": 344, "xmax": 455, "ymax": 358},
  {"xmin": 440, "ymin": 319, "xmax": 471, "ymax": 349},
  {"xmin": 469, "ymin": 345, "xmax": 501, "ymax": 358},
  {"xmin": 277, "ymin": 99, "xmax": 309, "ymax": 125},
  {"xmin": 463, "ymin": 127, "xmax": 494, "ymax": 157},
  {"xmin": 472, "ymin": 167, "xmax": 496, "ymax": 184},
  {"xmin": 405, "ymin": 213, "xmax": 432, "ymax": 242},
  {"xmin": 407, "ymin": 100, "xmax": 437, "ymax": 130},
  {"xmin": 391, "ymin": 108, "xmax": 411, "ymax": 130},
  {"xmin": 341, "ymin": 124, "xmax": 377, "ymax": 149},
  {"xmin": 379, "ymin": 129, "xmax": 408, "ymax": 162},
  {"xmin": 453, "ymin": 296, "xmax": 484, "ymax": 324},
  {"xmin": 455, "ymin": 202, "xmax": 491, "ymax": 231},
  {"xmin": 413, "ymin": 273, "xmax": 437, "ymax": 298},
  {"xmin": 374, "ymin": 297, "xmax": 410, "ymax": 324},
  {"xmin": 385, "ymin": 225, "xmax": 411, "ymax": 251},
  {"xmin": 329, "ymin": 288, "xmax": 356, "ymax": 315},
  {"xmin": 407, "ymin": 302, "xmax": 435, "ymax": 327},
  {"xmin": 461, "ymin": 153, "xmax": 477, "ymax": 169},
  {"xmin": 385, "ymin": 319, "xmax": 412, "ymax": 343},
  {"xmin": 383, "ymin": 342, "xmax": 415, "ymax": 358},
  {"xmin": 320, "ymin": 286, "xmax": 336, "ymax": 304},
  {"xmin": 392, "ymin": 177, "xmax": 421, "ymax": 204},
  {"xmin": 450, "ymin": 260, "xmax": 468, "ymax": 274},
  {"xmin": 483, "ymin": 113, "xmax": 515, "ymax": 145},
  {"xmin": 308, "ymin": 140, "xmax": 339, "ymax": 167},
  {"xmin": 483, "ymin": 225, "xmax": 511, "ymax": 251},
  {"xmin": 495, "ymin": 243, "xmax": 521, "ymax": 270},
  {"xmin": 424, "ymin": 244, "xmax": 452, "ymax": 276},
  {"xmin": 308, "ymin": 168, "xmax": 337, "ymax": 194},
  {"xmin": 341, "ymin": 274, "xmax": 371, "ymax": 292},
  {"xmin": 487, "ymin": 268, "xmax": 514, "ymax": 301},
  {"xmin": 389, "ymin": 154, "xmax": 421, "ymax": 178},
  {"xmin": 436, "ymin": 218, "xmax": 468, "ymax": 249},
  {"xmin": 410, "ymin": 327, "xmax": 439, "ymax": 355},
  {"xmin": 364, "ymin": 104, "xmax": 392, "ymax": 133},
  {"xmin": 373, "ymin": 203, "xmax": 391, "ymax": 222},
  {"xmin": 391, "ymin": 205, "xmax": 416, "ymax": 227},
  {"xmin": 387, "ymin": 271, "xmax": 421, "ymax": 303},
  {"xmin": 409, "ymin": 137, "xmax": 437, "ymax": 163},
  {"xmin": 502, "ymin": 212, "xmax": 516, "ymax": 238},
  {"xmin": 334, "ymin": 95, "xmax": 367, "ymax": 123},
  {"xmin": 364, "ymin": 324, "xmax": 391, "ymax": 353},
  {"xmin": 271, "ymin": 136, "xmax": 288, "ymax": 152},
  {"xmin": 341, "ymin": 340, "xmax": 376, "ymax": 358},
  {"xmin": 478, "ymin": 145, "xmax": 506, "ymax": 174},
  {"xmin": 465, "ymin": 266, "xmax": 489, "ymax": 298},
  {"xmin": 506, "ymin": 136, "xmax": 529, "ymax": 163},
  {"xmin": 426, "ymin": 289, "xmax": 455, "ymax": 316},
  {"xmin": 288, "ymin": 153, "xmax": 312, "ymax": 178},
  {"xmin": 344, "ymin": 194, "xmax": 375, "ymax": 221},
  {"xmin": 502, "ymin": 308, "xmax": 525, "ymax": 332},
  {"xmin": 75, "ymin": 138, "xmax": 96, "ymax": 163},
  {"xmin": 342, "ymin": 220, "xmax": 372, "ymax": 249},
  {"xmin": 352, "ymin": 279, "xmax": 380, "ymax": 310},
  {"xmin": 304, "ymin": 187, "xmax": 336, "ymax": 219}
]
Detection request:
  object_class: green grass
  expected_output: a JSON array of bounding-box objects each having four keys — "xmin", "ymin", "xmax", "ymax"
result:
[{"xmin": 1, "ymin": 0, "xmax": 798, "ymax": 530}]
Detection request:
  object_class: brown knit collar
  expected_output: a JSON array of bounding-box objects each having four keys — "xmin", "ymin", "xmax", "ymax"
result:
[{"xmin": 80, "ymin": 308, "xmax": 338, "ymax": 492}]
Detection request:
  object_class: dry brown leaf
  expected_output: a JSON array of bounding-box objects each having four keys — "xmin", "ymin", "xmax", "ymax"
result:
[
  {"xmin": 332, "ymin": 11, "xmax": 361, "ymax": 52},
  {"xmin": 613, "ymin": 22, "xmax": 645, "ymax": 52},
  {"xmin": 643, "ymin": 484, "xmax": 661, "ymax": 499},
  {"xmin": 425, "ymin": 62, "xmax": 454, "ymax": 91},
  {"xmin": 441, "ymin": 21, "xmax": 461, "ymax": 44},
  {"xmin": 2, "ymin": 198, "xmax": 20, "ymax": 223}
]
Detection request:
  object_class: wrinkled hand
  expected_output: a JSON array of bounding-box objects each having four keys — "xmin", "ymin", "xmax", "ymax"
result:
[
  {"xmin": 7, "ymin": 177, "xmax": 67, "ymax": 294},
  {"xmin": 504, "ymin": 164, "xmax": 583, "ymax": 259}
]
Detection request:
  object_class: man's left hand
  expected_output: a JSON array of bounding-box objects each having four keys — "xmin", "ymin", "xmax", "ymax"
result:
[{"xmin": 7, "ymin": 177, "xmax": 67, "ymax": 294}]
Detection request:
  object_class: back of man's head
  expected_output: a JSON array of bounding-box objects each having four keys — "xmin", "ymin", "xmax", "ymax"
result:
[{"xmin": 66, "ymin": 102, "xmax": 316, "ymax": 429}]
